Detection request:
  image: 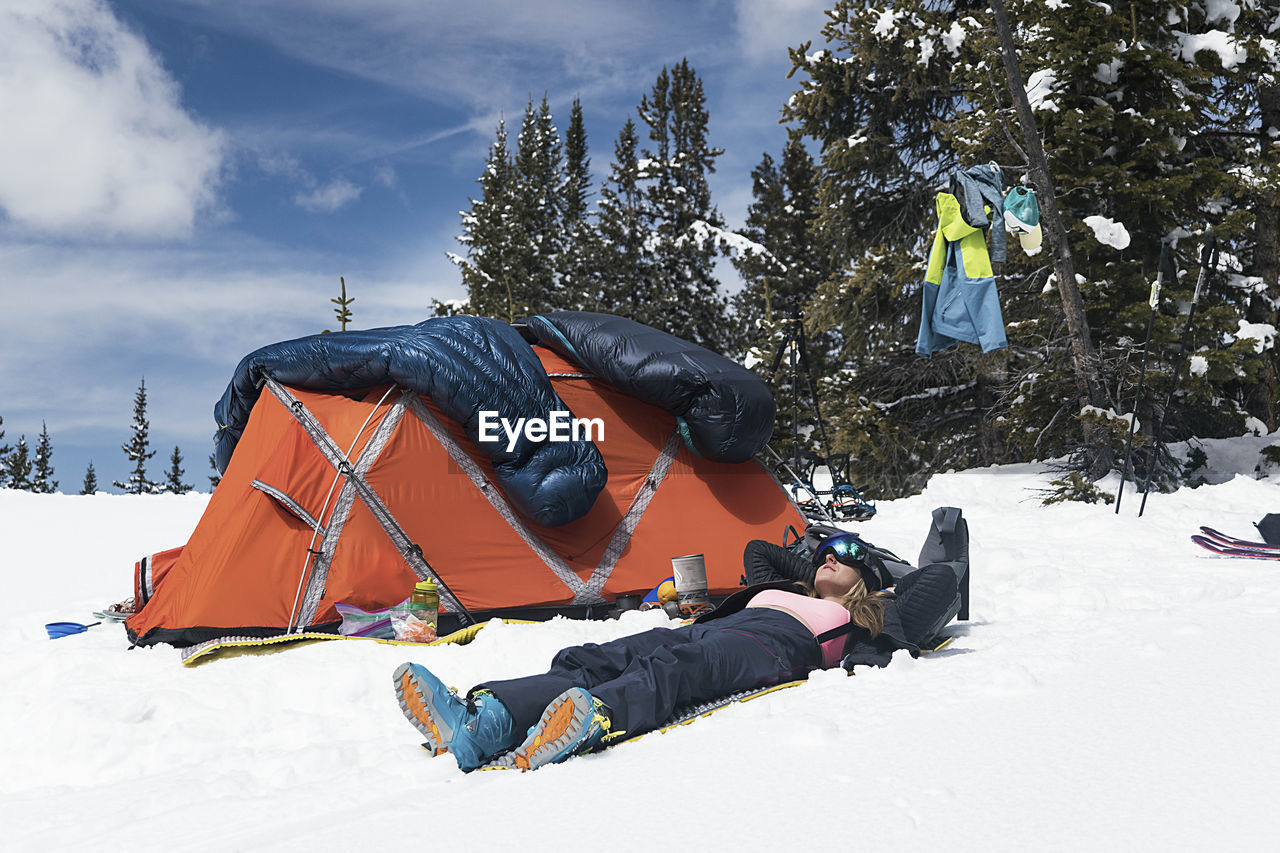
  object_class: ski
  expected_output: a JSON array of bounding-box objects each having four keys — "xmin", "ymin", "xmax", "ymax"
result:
[
  {"xmin": 1198, "ymin": 527, "xmax": 1280, "ymax": 552},
  {"xmin": 1191, "ymin": 535, "xmax": 1280, "ymax": 560}
]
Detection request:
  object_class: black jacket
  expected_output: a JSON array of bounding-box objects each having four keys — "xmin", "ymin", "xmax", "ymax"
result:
[{"xmin": 734, "ymin": 540, "xmax": 959, "ymax": 668}]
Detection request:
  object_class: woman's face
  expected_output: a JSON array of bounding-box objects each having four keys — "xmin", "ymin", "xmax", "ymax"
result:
[{"xmin": 814, "ymin": 553, "xmax": 859, "ymax": 599}]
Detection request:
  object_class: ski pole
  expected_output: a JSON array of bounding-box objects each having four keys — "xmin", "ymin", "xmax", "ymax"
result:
[
  {"xmin": 1115, "ymin": 240, "xmax": 1175, "ymax": 513},
  {"xmin": 1138, "ymin": 233, "xmax": 1219, "ymax": 517}
]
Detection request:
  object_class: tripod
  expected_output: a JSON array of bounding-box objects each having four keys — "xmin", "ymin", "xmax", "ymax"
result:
[
  {"xmin": 764, "ymin": 307, "xmax": 874, "ymax": 521},
  {"xmin": 767, "ymin": 307, "xmax": 832, "ymax": 477}
]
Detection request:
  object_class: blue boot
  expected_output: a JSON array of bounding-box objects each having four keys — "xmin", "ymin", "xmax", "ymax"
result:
[
  {"xmin": 393, "ymin": 662, "xmax": 516, "ymax": 771},
  {"xmin": 511, "ymin": 687, "xmax": 613, "ymax": 771}
]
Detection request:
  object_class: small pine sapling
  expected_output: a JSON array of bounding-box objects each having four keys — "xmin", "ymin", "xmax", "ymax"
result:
[
  {"xmin": 31, "ymin": 422, "xmax": 57, "ymax": 493},
  {"xmin": 324, "ymin": 276, "xmax": 354, "ymax": 333},
  {"xmin": 1040, "ymin": 472, "xmax": 1115, "ymax": 506},
  {"xmin": 164, "ymin": 445, "xmax": 192, "ymax": 494},
  {"xmin": 115, "ymin": 378, "xmax": 158, "ymax": 494},
  {"xmin": 6, "ymin": 436, "xmax": 33, "ymax": 491},
  {"xmin": 81, "ymin": 460, "xmax": 98, "ymax": 495}
]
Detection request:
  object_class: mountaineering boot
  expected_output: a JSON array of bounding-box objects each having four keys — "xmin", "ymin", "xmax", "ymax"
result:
[
  {"xmin": 392, "ymin": 662, "xmax": 516, "ymax": 772},
  {"xmin": 511, "ymin": 687, "xmax": 612, "ymax": 771}
]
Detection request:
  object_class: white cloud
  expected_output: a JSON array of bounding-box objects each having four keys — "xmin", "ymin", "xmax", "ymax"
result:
[
  {"xmin": 732, "ymin": 0, "xmax": 830, "ymax": 64},
  {"xmin": 156, "ymin": 0, "xmax": 676, "ymax": 110},
  {"xmin": 247, "ymin": 145, "xmax": 371, "ymax": 211},
  {"xmin": 0, "ymin": 0, "xmax": 225, "ymax": 239},
  {"xmin": 295, "ymin": 178, "xmax": 363, "ymax": 212}
]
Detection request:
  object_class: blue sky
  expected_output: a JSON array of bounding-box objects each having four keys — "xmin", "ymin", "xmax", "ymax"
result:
[{"xmin": 0, "ymin": 0, "xmax": 828, "ymax": 492}]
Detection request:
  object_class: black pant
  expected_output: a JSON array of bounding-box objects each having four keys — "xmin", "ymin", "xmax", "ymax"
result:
[{"xmin": 480, "ymin": 608, "xmax": 820, "ymax": 738}]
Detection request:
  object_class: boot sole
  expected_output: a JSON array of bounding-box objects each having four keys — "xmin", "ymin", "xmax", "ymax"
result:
[
  {"xmin": 392, "ymin": 662, "xmax": 452, "ymax": 756},
  {"xmin": 512, "ymin": 688, "xmax": 598, "ymax": 772}
]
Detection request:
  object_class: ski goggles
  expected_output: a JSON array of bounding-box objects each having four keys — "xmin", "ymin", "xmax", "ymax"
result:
[
  {"xmin": 813, "ymin": 532, "xmax": 865, "ymax": 566},
  {"xmin": 812, "ymin": 533, "xmax": 891, "ymax": 591}
]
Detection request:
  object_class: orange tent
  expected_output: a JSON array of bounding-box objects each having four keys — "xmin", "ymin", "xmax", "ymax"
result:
[{"xmin": 127, "ymin": 347, "xmax": 804, "ymax": 648}]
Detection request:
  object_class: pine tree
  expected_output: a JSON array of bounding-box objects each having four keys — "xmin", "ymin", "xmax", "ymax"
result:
[
  {"xmin": 732, "ymin": 150, "xmax": 788, "ymax": 340},
  {"xmin": 512, "ymin": 95, "xmax": 566, "ymax": 310},
  {"xmin": 450, "ymin": 118, "xmax": 527, "ymax": 321},
  {"xmin": 80, "ymin": 460, "xmax": 98, "ymax": 495},
  {"xmin": 988, "ymin": 0, "xmax": 1117, "ymax": 483},
  {"xmin": 980, "ymin": 0, "xmax": 1265, "ymax": 483},
  {"xmin": 783, "ymin": 0, "xmax": 1012, "ymax": 495},
  {"xmin": 1184, "ymin": 0, "xmax": 1280, "ymax": 430},
  {"xmin": 593, "ymin": 117, "xmax": 653, "ymax": 314},
  {"xmin": 114, "ymin": 378, "xmax": 158, "ymax": 494},
  {"xmin": 560, "ymin": 96, "xmax": 595, "ymax": 310},
  {"xmin": 6, "ymin": 436, "xmax": 32, "ymax": 491},
  {"xmin": 563, "ymin": 97, "xmax": 590, "ymax": 231},
  {"xmin": 163, "ymin": 445, "xmax": 192, "ymax": 494},
  {"xmin": 633, "ymin": 60, "xmax": 730, "ymax": 351},
  {"xmin": 31, "ymin": 421, "xmax": 57, "ymax": 493},
  {"xmin": 732, "ymin": 135, "xmax": 835, "ymax": 354},
  {"xmin": 731, "ymin": 135, "xmax": 841, "ymax": 470},
  {"xmin": 780, "ymin": 0, "xmax": 1277, "ymax": 497},
  {"xmin": 208, "ymin": 453, "xmax": 222, "ymax": 491}
]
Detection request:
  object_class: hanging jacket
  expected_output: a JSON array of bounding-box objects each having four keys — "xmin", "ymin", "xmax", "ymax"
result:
[
  {"xmin": 950, "ymin": 163, "xmax": 1007, "ymax": 264},
  {"xmin": 916, "ymin": 192, "xmax": 1009, "ymax": 357}
]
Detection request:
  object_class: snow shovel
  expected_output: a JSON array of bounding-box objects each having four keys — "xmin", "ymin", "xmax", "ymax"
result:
[{"xmin": 46, "ymin": 621, "xmax": 101, "ymax": 639}]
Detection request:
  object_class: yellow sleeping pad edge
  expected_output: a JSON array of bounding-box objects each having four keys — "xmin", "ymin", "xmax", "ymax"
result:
[{"xmin": 179, "ymin": 618, "xmax": 537, "ymax": 667}]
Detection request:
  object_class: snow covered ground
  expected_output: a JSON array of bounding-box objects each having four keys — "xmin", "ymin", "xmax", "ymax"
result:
[{"xmin": 3, "ymin": 435, "xmax": 1279, "ymax": 852}]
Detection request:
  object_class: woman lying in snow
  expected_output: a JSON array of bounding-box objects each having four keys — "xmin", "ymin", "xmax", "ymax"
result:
[{"xmin": 393, "ymin": 532, "xmax": 960, "ymax": 772}]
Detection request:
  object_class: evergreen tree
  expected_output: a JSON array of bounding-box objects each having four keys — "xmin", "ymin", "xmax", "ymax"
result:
[
  {"xmin": 560, "ymin": 96, "xmax": 595, "ymax": 310},
  {"xmin": 208, "ymin": 453, "xmax": 222, "ymax": 491},
  {"xmin": 163, "ymin": 445, "xmax": 192, "ymax": 494},
  {"xmin": 593, "ymin": 117, "xmax": 654, "ymax": 314},
  {"xmin": 563, "ymin": 97, "xmax": 591, "ymax": 229},
  {"xmin": 114, "ymin": 378, "xmax": 158, "ymax": 494},
  {"xmin": 783, "ymin": 0, "xmax": 1008, "ymax": 495},
  {"xmin": 450, "ymin": 118, "xmax": 526, "ymax": 321},
  {"xmin": 731, "ymin": 135, "xmax": 841, "ymax": 469},
  {"xmin": 1184, "ymin": 0, "xmax": 1280, "ymax": 430},
  {"xmin": 512, "ymin": 95, "xmax": 566, "ymax": 310},
  {"xmin": 31, "ymin": 421, "xmax": 57, "ymax": 493},
  {"xmin": 980, "ymin": 0, "xmax": 1268, "ymax": 483},
  {"xmin": 987, "ymin": 0, "xmax": 1116, "ymax": 483},
  {"xmin": 732, "ymin": 150, "xmax": 789, "ymax": 341},
  {"xmin": 6, "ymin": 435, "xmax": 32, "ymax": 491},
  {"xmin": 780, "ymin": 0, "xmax": 1278, "ymax": 497},
  {"xmin": 634, "ymin": 60, "xmax": 730, "ymax": 351},
  {"xmin": 0, "ymin": 414, "xmax": 9, "ymax": 489},
  {"xmin": 732, "ymin": 135, "xmax": 835, "ymax": 354},
  {"xmin": 81, "ymin": 460, "xmax": 98, "ymax": 495}
]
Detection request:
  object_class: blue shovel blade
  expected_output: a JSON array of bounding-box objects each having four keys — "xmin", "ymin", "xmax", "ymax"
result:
[{"xmin": 46, "ymin": 621, "xmax": 99, "ymax": 639}]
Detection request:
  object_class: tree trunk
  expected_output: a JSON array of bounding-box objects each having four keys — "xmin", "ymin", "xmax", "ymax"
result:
[
  {"xmin": 1248, "ymin": 81, "xmax": 1280, "ymax": 430},
  {"xmin": 989, "ymin": 0, "xmax": 1115, "ymax": 479}
]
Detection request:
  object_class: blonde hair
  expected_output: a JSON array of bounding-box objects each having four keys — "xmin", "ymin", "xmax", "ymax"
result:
[{"xmin": 803, "ymin": 576, "xmax": 896, "ymax": 637}]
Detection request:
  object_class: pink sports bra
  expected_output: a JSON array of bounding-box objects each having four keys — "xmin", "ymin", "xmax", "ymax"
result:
[{"xmin": 746, "ymin": 589, "xmax": 851, "ymax": 668}]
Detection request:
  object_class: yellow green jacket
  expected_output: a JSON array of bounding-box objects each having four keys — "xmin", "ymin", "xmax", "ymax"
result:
[{"xmin": 916, "ymin": 192, "xmax": 1008, "ymax": 356}]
